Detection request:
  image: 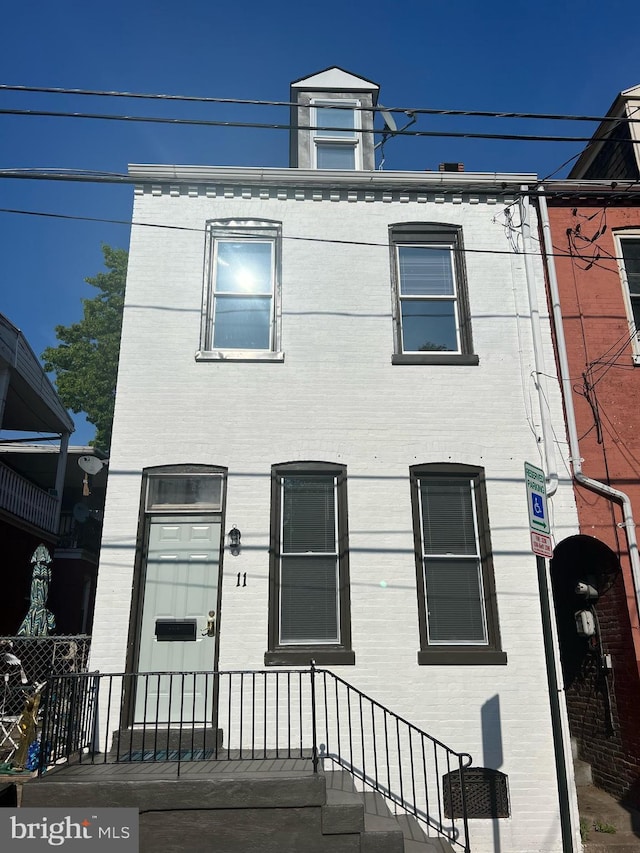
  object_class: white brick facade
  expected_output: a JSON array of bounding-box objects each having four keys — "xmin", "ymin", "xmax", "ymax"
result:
[{"xmin": 91, "ymin": 170, "xmax": 579, "ymax": 853}]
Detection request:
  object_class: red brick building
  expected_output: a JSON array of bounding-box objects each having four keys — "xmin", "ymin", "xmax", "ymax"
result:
[{"xmin": 540, "ymin": 83, "xmax": 640, "ymax": 803}]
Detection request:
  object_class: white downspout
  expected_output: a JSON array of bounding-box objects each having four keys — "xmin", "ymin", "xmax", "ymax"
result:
[
  {"xmin": 520, "ymin": 187, "xmax": 581, "ymax": 853},
  {"xmin": 518, "ymin": 189, "xmax": 559, "ymax": 496},
  {"xmin": 537, "ymin": 188, "xmax": 640, "ymax": 623}
]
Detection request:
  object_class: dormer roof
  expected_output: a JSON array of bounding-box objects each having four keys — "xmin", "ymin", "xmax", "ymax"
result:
[{"xmin": 291, "ymin": 66, "xmax": 379, "ymax": 99}]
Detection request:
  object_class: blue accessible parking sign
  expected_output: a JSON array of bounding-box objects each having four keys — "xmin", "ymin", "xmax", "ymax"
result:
[
  {"xmin": 532, "ymin": 493, "xmax": 545, "ymax": 519},
  {"xmin": 524, "ymin": 461, "xmax": 550, "ymax": 535}
]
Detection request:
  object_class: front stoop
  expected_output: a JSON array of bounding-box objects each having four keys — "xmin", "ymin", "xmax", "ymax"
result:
[
  {"xmin": 20, "ymin": 763, "xmax": 407, "ymax": 853},
  {"xmin": 325, "ymin": 770, "xmax": 456, "ymax": 853},
  {"xmin": 110, "ymin": 727, "xmax": 224, "ymax": 758}
]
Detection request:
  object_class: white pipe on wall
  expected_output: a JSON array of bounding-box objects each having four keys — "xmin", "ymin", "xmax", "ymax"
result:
[
  {"xmin": 518, "ymin": 189, "xmax": 559, "ymax": 496},
  {"xmin": 519, "ymin": 187, "xmax": 581, "ymax": 853}
]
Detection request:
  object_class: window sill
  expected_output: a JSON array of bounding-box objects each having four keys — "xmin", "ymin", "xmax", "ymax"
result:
[
  {"xmin": 196, "ymin": 350, "xmax": 284, "ymax": 363},
  {"xmin": 265, "ymin": 649, "xmax": 355, "ymax": 667},
  {"xmin": 418, "ymin": 649, "xmax": 507, "ymax": 666},
  {"xmin": 392, "ymin": 353, "xmax": 479, "ymax": 366}
]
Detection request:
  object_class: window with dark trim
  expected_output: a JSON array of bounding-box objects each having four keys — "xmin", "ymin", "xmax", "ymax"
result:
[
  {"xmin": 266, "ymin": 462, "xmax": 354, "ymax": 666},
  {"xmin": 410, "ymin": 464, "xmax": 506, "ymax": 665},
  {"xmin": 198, "ymin": 219, "xmax": 283, "ymax": 362},
  {"xmin": 390, "ymin": 224, "xmax": 478, "ymax": 365}
]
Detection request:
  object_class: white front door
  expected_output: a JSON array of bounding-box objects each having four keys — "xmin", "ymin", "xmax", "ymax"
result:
[{"xmin": 136, "ymin": 515, "xmax": 221, "ymax": 723}]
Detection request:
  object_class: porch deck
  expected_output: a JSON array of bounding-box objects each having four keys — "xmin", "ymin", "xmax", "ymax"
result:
[{"xmin": 34, "ymin": 754, "xmax": 316, "ymax": 782}]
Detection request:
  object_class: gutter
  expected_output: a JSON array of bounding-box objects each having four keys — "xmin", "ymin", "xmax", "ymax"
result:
[{"xmin": 537, "ymin": 188, "xmax": 640, "ymax": 624}]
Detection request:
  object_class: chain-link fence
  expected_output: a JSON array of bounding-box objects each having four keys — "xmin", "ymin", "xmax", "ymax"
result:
[
  {"xmin": 1, "ymin": 635, "xmax": 91, "ymax": 718},
  {"xmin": 1, "ymin": 635, "xmax": 91, "ymax": 764}
]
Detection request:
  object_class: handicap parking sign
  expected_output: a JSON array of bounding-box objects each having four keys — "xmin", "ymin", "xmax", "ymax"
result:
[{"xmin": 524, "ymin": 462, "xmax": 550, "ymax": 535}]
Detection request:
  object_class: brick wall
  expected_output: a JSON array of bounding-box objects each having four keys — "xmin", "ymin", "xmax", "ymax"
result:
[
  {"xmin": 546, "ymin": 202, "xmax": 640, "ymax": 804},
  {"xmin": 90, "ymin": 180, "xmax": 581, "ymax": 853}
]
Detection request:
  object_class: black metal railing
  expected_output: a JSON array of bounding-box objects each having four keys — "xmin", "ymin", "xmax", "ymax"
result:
[
  {"xmin": 37, "ymin": 665, "xmax": 471, "ymax": 852},
  {"xmin": 313, "ymin": 666, "xmax": 472, "ymax": 851}
]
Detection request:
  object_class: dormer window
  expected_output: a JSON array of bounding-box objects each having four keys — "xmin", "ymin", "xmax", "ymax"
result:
[
  {"xmin": 312, "ymin": 100, "xmax": 361, "ymax": 170},
  {"xmin": 290, "ymin": 67, "xmax": 379, "ymax": 170}
]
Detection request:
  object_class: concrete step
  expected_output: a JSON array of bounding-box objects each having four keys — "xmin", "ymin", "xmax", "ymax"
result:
[
  {"xmin": 21, "ymin": 765, "xmax": 408, "ymax": 853},
  {"xmin": 573, "ymin": 757, "xmax": 593, "ymax": 787},
  {"xmin": 110, "ymin": 726, "xmax": 223, "ymax": 757},
  {"xmin": 325, "ymin": 770, "xmax": 456, "ymax": 853}
]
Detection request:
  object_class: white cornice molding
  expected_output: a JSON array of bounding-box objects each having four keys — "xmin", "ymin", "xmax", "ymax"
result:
[{"xmin": 128, "ymin": 164, "xmax": 538, "ymax": 191}]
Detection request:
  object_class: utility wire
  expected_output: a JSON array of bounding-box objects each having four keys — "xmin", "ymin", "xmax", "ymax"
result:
[
  {"xmin": 0, "ymin": 204, "xmax": 636, "ymax": 265},
  {"xmin": 1, "ymin": 107, "xmax": 639, "ymax": 144},
  {"xmin": 2, "ymin": 83, "xmax": 640, "ymax": 126},
  {"xmin": 2, "ymin": 169, "xmax": 640, "ymax": 203}
]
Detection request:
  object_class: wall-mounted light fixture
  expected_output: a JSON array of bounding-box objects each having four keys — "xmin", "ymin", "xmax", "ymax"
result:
[{"xmin": 228, "ymin": 526, "xmax": 241, "ymax": 556}]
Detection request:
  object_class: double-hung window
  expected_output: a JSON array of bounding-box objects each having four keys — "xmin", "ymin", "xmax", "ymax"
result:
[
  {"xmin": 410, "ymin": 464, "xmax": 505, "ymax": 665},
  {"xmin": 312, "ymin": 100, "xmax": 361, "ymax": 170},
  {"xmin": 266, "ymin": 462, "xmax": 354, "ymax": 666},
  {"xmin": 390, "ymin": 224, "xmax": 477, "ymax": 365},
  {"xmin": 616, "ymin": 234, "xmax": 640, "ymax": 364},
  {"xmin": 200, "ymin": 219, "xmax": 282, "ymax": 360}
]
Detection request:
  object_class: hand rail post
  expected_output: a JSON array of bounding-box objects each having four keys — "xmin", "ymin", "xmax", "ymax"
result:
[
  {"xmin": 310, "ymin": 660, "xmax": 318, "ymax": 773},
  {"xmin": 459, "ymin": 752, "xmax": 472, "ymax": 853}
]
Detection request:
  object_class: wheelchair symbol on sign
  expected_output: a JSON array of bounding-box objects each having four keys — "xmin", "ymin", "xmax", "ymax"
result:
[{"xmin": 532, "ymin": 494, "xmax": 545, "ymax": 519}]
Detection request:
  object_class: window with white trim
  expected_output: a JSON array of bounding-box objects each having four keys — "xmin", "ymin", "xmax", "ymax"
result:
[
  {"xmin": 199, "ymin": 219, "xmax": 282, "ymax": 360},
  {"xmin": 312, "ymin": 100, "xmax": 361, "ymax": 170},
  {"xmin": 410, "ymin": 464, "xmax": 505, "ymax": 665},
  {"xmin": 391, "ymin": 224, "xmax": 478, "ymax": 365},
  {"xmin": 266, "ymin": 462, "xmax": 354, "ymax": 666},
  {"xmin": 616, "ymin": 234, "xmax": 640, "ymax": 364}
]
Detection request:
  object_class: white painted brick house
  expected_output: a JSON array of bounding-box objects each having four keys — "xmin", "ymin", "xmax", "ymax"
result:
[{"xmin": 89, "ymin": 68, "xmax": 580, "ymax": 852}]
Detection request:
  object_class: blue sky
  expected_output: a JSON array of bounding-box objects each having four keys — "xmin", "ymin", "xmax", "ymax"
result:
[{"xmin": 1, "ymin": 0, "xmax": 639, "ymax": 445}]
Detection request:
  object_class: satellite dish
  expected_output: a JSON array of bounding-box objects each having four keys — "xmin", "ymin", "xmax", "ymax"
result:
[
  {"xmin": 78, "ymin": 455, "xmax": 103, "ymax": 475},
  {"xmin": 379, "ymin": 106, "xmax": 398, "ymax": 133},
  {"xmin": 72, "ymin": 503, "xmax": 91, "ymax": 524}
]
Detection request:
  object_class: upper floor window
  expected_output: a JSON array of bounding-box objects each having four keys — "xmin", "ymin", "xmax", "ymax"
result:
[
  {"xmin": 266, "ymin": 462, "xmax": 354, "ymax": 666},
  {"xmin": 312, "ymin": 100, "xmax": 361, "ymax": 170},
  {"xmin": 390, "ymin": 224, "xmax": 478, "ymax": 366},
  {"xmin": 198, "ymin": 220, "xmax": 283, "ymax": 361},
  {"xmin": 616, "ymin": 234, "xmax": 640, "ymax": 364},
  {"xmin": 410, "ymin": 464, "xmax": 506, "ymax": 665}
]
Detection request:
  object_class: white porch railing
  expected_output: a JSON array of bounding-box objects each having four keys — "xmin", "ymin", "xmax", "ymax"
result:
[{"xmin": 0, "ymin": 460, "xmax": 58, "ymax": 533}]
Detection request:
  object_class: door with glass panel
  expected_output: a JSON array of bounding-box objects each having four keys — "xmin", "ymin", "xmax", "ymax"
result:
[{"xmin": 135, "ymin": 470, "xmax": 224, "ymax": 724}]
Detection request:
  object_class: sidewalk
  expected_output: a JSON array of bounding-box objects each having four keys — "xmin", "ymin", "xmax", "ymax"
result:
[{"xmin": 577, "ymin": 784, "xmax": 640, "ymax": 852}]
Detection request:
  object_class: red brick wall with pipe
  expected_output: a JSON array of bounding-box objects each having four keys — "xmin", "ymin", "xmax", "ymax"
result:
[{"xmin": 545, "ymin": 201, "xmax": 640, "ymax": 803}]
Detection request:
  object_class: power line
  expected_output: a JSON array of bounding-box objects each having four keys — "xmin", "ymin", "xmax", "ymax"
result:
[
  {"xmin": 1, "ymin": 107, "xmax": 638, "ymax": 144},
  {"xmin": 0, "ymin": 204, "xmax": 633, "ymax": 265},
  {"xmin": 0, "ymin": 167, "xmax": 640, "ymax": 210},
  {"xmin": 3, "ymin": 169, "xmax": 640, "ymax": 203},
  {"xmin": 2, "ymin": 83, "xmax": 640, "ymax": 126}
]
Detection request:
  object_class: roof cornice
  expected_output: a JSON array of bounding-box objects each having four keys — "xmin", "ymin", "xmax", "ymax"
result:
[{"xmin": 128, "ymin": 164, "xmax": 538, "ymax": 192}]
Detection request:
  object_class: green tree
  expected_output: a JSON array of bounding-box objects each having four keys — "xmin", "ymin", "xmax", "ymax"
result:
[{"xmin": 42, "ymin": 245, "xmax": 127, "ymax": 451}]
